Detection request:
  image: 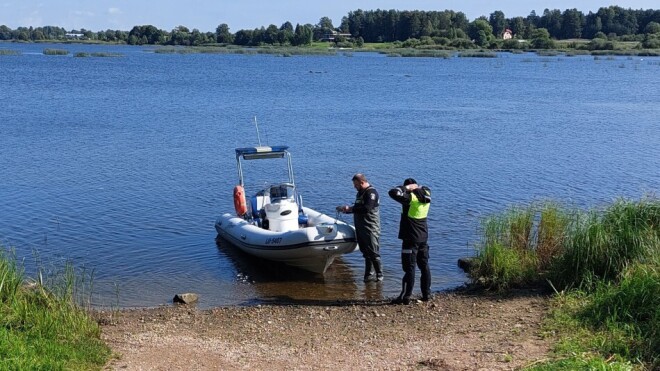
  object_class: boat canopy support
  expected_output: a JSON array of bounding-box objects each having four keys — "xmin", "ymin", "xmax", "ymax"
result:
[{"xmin": 235, "ymin": 146, "xmax": 295, "ymax": 188}]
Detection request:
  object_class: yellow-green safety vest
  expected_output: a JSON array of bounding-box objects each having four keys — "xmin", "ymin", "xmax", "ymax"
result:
[{"xmin": 408, "ymin": 192, "xmax": 430, "ymax": 219}]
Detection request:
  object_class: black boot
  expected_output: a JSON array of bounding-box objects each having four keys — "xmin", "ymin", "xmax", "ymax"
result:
[
  {"xmin": 373, "ymin": 258, "xmax": 383, "ymax": 281},
  {"xmin": 363, "ymin": 259, "xmax": 375, "ymax": 282}
]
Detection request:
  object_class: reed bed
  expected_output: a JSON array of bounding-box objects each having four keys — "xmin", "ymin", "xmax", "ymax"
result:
[
  {"xmin": 43, "ymin": 48, "xmax": 69, "ymax": 55},
  {"xmin": 0, "ymin": 49, "xmax": 20, "ymax": 56},
  {"xmin": 383, "ymin": 49, "xmax": 451, "ymax": 58},
  {"xmin": 154, "ymin": 45, "xmax": 336, "ymax": 56},
  {"xmin": 456, "ymin": 51, "xmax": 497, "ymax": 58},
  {"xmin": 74, "ymin": 52, "xmax": 123, "ymax": 57}
]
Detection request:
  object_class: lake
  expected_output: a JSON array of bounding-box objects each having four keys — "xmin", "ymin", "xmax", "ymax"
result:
[{"xmin": 1, "ymin": 43, "xmax": 658, "ymax": 308}]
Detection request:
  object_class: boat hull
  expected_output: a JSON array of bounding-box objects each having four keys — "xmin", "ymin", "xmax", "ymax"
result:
[{"xmin": 215, "ymin": 207, "xmax": 357, "ymax": 274}]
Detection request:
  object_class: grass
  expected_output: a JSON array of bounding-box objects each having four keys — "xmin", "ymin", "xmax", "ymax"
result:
[
  {"xmin": 469, "ymin": 197, "xmax": 659, "ymax": 369},
  {"xmin": 0, "ymin": 247, "xmax": 112, "ymax": 369}
]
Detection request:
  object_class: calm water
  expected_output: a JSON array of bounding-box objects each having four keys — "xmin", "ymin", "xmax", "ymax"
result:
[{"xmin": 1, "ymin": 43, "xmax": 658, "ymax": 308}]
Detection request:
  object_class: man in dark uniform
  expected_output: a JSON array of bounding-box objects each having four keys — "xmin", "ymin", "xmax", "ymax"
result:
[
  {"xmin": 388, "ymin": 178, "xmax": 432, "ymax": 304},
  {"xmin": 337, "ymin": 173, "xmax": 383, "ymax": 282}
]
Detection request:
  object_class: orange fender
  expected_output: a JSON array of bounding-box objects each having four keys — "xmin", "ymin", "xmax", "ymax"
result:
[{"xmin": 233, "ymin": 185, "xmax": 248, "ymax": 216}]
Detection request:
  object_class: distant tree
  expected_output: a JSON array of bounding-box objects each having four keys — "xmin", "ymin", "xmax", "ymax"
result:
[
  {"xmin": 530, "ymin": 28, "xmax": 555, "ymax": 48},
  {"xmin": 264, "ymin": 24, "xmax": 278, "ymax": 44},
  {"xmin": 279, "ymin": 22, "xmax": 294, "ymax": 45},
  {"xmin": 234, "ymin": 29, "xmax": 254, "ymax": 46},
  {"xmin": 344, "ymin": 9, "xmax": 365, "ymax": 38},
  {"xmin": 313, "ymin": 16, "xmax": 335, "ymax": 41},
  {"xmin": 0, "ymin": 25, "xmax": 13, "ymax": 40},
  {"xmin": 561, "ymin": 9, "xmax": 584, "ymax": 39},
  {"xmin": 170, "ymin": 26, "xmax": 191, "ymax": 45},
  {"xmin": 584, "ymin": 13, "xmax": 603, "ymax": 39},
  {"xmin": 510, "ymin": 17, "xmax": 527, "ymax": 38},
  {"xmin": 215, "ymin": 23, "xmax": 234, "ymax": 44},
  {"xmin": 31, "ymin": 29, "xmax": 46, "ymax": 40},
  {"xmin": 489, "ymin": 11, "xmax": 507, "ymax": 37},
  {"xmin": 468, "ymin": 18, "xmax": 493, "ymax": 46},
  {"xmin": 190, "ymin": 29, "xmax": 207, "ymax": 45},
  {"xmin": 644, "ymin": 21, "xmax": 660, "ymax": 34},
  {"xmin": 526, "ymin": 10, "xmax": 540, "ymax": 29},
  {"xmin": 642, "ymin": 33, "xmax": 660, "ymax": 48},
  {"xmin": 594, "ymin": 31, "xmax": 607, "ymax": 39},
  {"xmin": 452, "ymin": 12, "xmax": 470, "ymax": 33},
  {"xmin": 280, "ymin": 22, "xmax": 294, "ymax": 33},
  {"xmin": 540, "ymin": 9, "xmax": 562, "ymax": 38},
  {"xmin": 128, "ymin": 25, "xmax": 165, "ymax": 45},
  {"xmin": 292, "ymin": 23, "xmax": 312, "ymax": 46}
]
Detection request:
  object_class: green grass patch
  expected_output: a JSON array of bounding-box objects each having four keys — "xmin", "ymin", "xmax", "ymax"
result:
[
  {"xmin": 0, "ymin": 248, "xmax": 112, "ymax": 369},
  {"xmin": 532, "ymin": 275, "xmax": 658, "ymax": 370},
  {"xmin": 43, "ymin": 48, "xmax": 69, "ymax": 55}
]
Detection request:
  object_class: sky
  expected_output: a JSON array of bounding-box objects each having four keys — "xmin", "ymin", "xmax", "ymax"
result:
[{"xmin": 1, "ymin": 1, "xmax": 658, "ymax": 32}]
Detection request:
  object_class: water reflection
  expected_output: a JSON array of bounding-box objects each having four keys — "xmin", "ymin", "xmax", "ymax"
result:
[{"xmin": 215, "ymin": 236, "xmax": 386, "ymax": 305}]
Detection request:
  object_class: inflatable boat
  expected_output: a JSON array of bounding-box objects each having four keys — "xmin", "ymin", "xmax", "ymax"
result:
[{"xmin": 215, "ymin": 146, "xmax": 357, "ymax": 274}]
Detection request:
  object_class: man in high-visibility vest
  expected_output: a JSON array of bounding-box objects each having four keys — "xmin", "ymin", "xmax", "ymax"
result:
[{"xmin": 388, "ymin": 178, "xmax": 432, "ymax": 304}]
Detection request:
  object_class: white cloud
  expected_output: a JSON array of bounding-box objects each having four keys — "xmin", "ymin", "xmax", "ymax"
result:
[
  {"xmin": 73, "ymin": 10, "xmax": 95, "ymax": 17},
  {"xmin": 108, "ymin": 7, "xmax": 121, "ymax": 15}
]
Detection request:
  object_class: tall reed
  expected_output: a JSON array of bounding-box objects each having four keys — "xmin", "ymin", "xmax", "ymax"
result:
[
  {"xmin": 552, "ymin": 198, "xmax": 659, "ymax": 289},
  {"xmin": 536, "ymin": 203, "xmax": 570, "ymax": 270},
  {"xmin": 473, "ymin": 204, "xmax": 541, "ymax": 288}
]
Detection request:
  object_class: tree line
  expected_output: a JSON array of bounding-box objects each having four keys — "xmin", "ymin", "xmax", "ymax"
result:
[{"xmin": 1, "ymin": 6, "xmax": 659, "ymax": 48}]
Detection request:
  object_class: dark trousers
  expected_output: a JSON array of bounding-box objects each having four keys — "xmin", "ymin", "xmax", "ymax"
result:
[
  {"xmin": 357, "ymin": 230, "xmax": 380, "ymax": 261},
  {"xmin": 398, "ymin": 240, "xmax": 431, "ymax": 300},
  {"xmin": 357, "ymin": 230, "xmax": 381, "ymax": 277}
]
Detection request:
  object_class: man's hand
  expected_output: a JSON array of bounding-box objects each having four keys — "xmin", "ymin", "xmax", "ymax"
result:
[
  {"xmin": 336, "ymin": 205, "xmax": 350, "ymax": 213},
  {"xmin": 405, "ymin": 183, "xmax": 419, "ymax": 191}
]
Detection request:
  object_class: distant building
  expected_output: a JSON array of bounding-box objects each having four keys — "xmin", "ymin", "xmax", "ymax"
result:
[
  {"xmin": 321, "ymin": 30, "xmax": 352, "ymax": 42},
  {"xmin": 65, "ymin": 33, "xmax": 84, "ymax": 39},
  {"xmin": 502, "ymin": 29, "xmax": 513, "ymax": 40}
]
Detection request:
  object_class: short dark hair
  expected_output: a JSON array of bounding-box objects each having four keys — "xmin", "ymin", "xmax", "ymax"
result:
[
  {"xmin": 403, "ymin": 178, "xmax": 417, "ymax": 186},
  {"xmin": 352, "ymin": 173, "xmax": 367, "ymax": 182}
]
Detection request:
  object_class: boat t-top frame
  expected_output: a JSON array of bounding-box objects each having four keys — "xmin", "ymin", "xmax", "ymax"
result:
[{"xmin": 234, "ymin": 145, "xmax": 295, "ymax": 188}]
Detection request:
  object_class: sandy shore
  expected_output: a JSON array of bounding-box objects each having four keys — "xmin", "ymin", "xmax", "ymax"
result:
[{"xmin": 99, "ymin": 288, "xmax": 551, "ymax": 370}]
